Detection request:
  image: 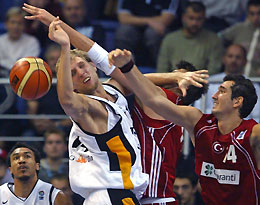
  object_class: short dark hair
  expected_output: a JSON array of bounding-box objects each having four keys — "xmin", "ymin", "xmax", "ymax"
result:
[
  {"xmin": 176, "ymin": 60, "xmax": 208, "ymax": 105},
  {"xmin": 44, "ymin": 128, "xmax": 67, "ymax": 144},
  {"xmin": 7, "ymin": 143, "xmax": 41, "ymax": 172},
  {"xmin": 248, "ymin": 0, "xmax": 260, "ymax": 9},
  {"xmin": 184, "ymin": 1, "xmax": 206, "ymax": 13},
  {"xmin": 176, "ymin": 171, "xmax": 198, "ymax": 188},
  {"xmin": 223, "ymin": 74, "xmax": 257, "ymax": 118}
]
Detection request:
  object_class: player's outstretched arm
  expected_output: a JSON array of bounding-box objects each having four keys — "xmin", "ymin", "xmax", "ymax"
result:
[
  {"xmin": 23, "ymin": 3, "xmax": 94, "ymax": 52},
  {"xmin": 54, "ymin": 191, "xmax": 72, "ymax": 205},
  {"xmin": 250, "ymin": 124, "xmax": 260, "ymax": 170},
  {"xmin": 23, "ymin": 3, "xmax": 116, "ymax": 76},
  {"xmin": 48, "ymin": 18, "xmax": 86, "ymax": 121},
  {"xmin": 109, "ymin": 49, "xmax": 203, "ymax": 133}
]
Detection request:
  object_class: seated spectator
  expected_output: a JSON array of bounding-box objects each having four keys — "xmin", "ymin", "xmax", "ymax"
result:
[
  {"xmin": 0, "ymin": 149, "xmax": 13, "ymax": 185},
  {"xmin": 23, "ymin": 44, "xmax": 71, "ymax": 137},
  {"xmin": 189, "ymin": 0, "xmax": 247, "ymax": 32},
  {"xmin": 174, "ymin": 171, "xmax": 204, "ymax": 205},
  {"xmin": 194, "ymin": 44, "xmax": 260, "ymax": 122},
  {"xmin": 219, "ymin": 0, "xmax": 260, "ymax": 77},
  {"xmin": 24, "ymin": 0, "xmax": 63, "ymax": 50},
  {"xmin": 157, "ymin": 1, "xmax": 224, "ymax": 75},
  {"xmin": 62, "ymin": 0, "xmax": 105, "ymax": 48},
  {"xmin": 50, "ymin": 174, "xmax": 84, "ymax": 205},
  {"xmin": 44, "ymin": 43, "xmax": 61, "ymax": 77},
  {"xmin": 0, "ymin": 7, "xmax": 40, "ymax": 71},
  {"xmin": 38, "ymin": 128, "xmax": 69, "ymax": 182},
  {"xmin": 115, "ymin": 0, "xmax": 179, "ymax": 67}
]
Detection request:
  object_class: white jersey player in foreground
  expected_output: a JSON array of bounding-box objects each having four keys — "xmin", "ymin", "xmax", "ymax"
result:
[{"xmin": 0, "ymin": 143, "xmax": 70, "ymax": 205}]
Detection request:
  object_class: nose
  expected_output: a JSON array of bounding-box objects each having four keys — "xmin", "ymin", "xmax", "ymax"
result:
[
  {"xmin": 18, "ymin": 156, "xmax": 26, "ymax": 164},
  {"xmin": 212, "ymin": 91, "xmax": 218, "ymax": 100}
]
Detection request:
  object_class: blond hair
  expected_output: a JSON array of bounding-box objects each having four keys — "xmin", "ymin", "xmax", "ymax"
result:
[{"xmin": 55, "ymin": 49, "xmax": 92, "ymax": 73}]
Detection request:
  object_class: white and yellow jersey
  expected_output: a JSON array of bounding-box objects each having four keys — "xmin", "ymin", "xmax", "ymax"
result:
[
  {"xmin": 68, "ymin": 84, "xmax": 149, "ymax": 200},
  {"xmin": 0, "ymin": 179, "xmax": 60, "ymax": 205}
]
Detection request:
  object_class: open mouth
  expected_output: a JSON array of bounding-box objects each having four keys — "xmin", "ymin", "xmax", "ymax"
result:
[{"xmin": 83, "ymin": 77, "xmax": 90, "ymax": 83}]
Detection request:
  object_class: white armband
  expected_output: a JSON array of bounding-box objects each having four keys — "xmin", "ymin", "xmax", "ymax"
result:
[{"xmin": 88, "ymin": 43, "xmax": 115, "ymax": 75}]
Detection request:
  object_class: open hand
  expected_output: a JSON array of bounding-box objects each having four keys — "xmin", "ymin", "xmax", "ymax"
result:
[
  {"xmin": 22, "ymin": 3, "xmax": 56, "ymax": 26},
  {"xmin": 177, "ymin": 70, "xmax": 209, "ymax": 96}
]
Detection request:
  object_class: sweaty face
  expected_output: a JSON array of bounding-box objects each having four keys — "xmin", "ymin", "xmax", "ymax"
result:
[
  {"xmin": 223, "ymin": 45, "xmax": 246, "ymax": 75},
  {"xmin": 6, "ymin": 15, "xmax": 25, "ymax": 40},
  {"xmin": 71, "ymin": 56, "xmax": 99, "ymax": 94},
  {"xmin": 173, "ymin": 178, "xmax": 196, "ymax": 204},
  {"xmin": 248, "ymin": 5, "xmax": 260, "ymax": 27},
  {"xmin": 9, "ymin": 148, "xmax": 39, "ymax": 181},
  {"xmin": 212, "ymin": 81, "xmax": 235, "ymax": 116},
  {"xmin": 182, "ymin": 8, "xmax": 205, "ymax": 35},
  {"xmin": 44, "ymin": 134, "xmax": 66, "ymax": 160}
]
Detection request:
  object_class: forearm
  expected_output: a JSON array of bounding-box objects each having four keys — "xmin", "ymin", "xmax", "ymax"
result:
[
  {"xmin": 57, "ymin": 45, "xmax": 74, "ymax": 104},
  {"xmin": 144, "ymin": 72, "xmax": 180, "ymax": 86}
]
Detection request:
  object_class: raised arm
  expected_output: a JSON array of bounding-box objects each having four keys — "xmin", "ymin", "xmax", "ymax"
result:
[
  {"xmin": 108, "ymin": 49, "xmax": 203, "ymax": 134},
  {"xmin": 48, "ymin": 18, "xmax": 86, "ymax": 121}
]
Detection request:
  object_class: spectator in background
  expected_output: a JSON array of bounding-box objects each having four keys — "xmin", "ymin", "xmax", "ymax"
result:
[
  {"xmin": 44, "ymin": 43, "xmax": 61, "ymax": 77},
  {"xmin": 24, "ymin": 0, "xmax": 63, "ymax": 50},
  {"xmin": 62, "ymin": 0, "xmax": 105, "ymax": 48},
  {"xmin": 219, "ymin": 0, "xmax": 260, "ymax": 77},
  {"xmin": 0, "ymin": 7, "xmax": 40, "ymax": 71},
  {"xmin": 115, "ymin": 0, "xmax": 179, "ymax": 67},
  {"xmin": 50, "ymin": 174, "xmax": 84, "ymax": 205},
  {"xmin": 0, "ymin": 149, "xmax": 13, "ymax": 185},
  {"xmin": 24, "ymin": 43, "xmax": 71, "ymax": 137},
  {"xmin": 173, "ymin": 171, "xmax": 204, "ymax": 205},
  {"xmin": 38, "ymin": 128, "xmax": 69, "ymax": 183},
  {"xmin": 188, "ymin": 0, "xmax": 248, "ymax": 32},
  {"xmin": 0, "ymin": 7, "xmax": 39, "ymax": 141},
  {"xmin": 194, "ymin": 44, "xmax": 260, "ymax": 122},
  {"xmin": 157, "ymin": 1, "xmax": 223, "ymax": 75}
]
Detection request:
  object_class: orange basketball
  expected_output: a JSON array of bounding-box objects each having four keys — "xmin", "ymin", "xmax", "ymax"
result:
[{"xmin": 9, "ymin": 57, "xmax": 52, "ymax": 100}]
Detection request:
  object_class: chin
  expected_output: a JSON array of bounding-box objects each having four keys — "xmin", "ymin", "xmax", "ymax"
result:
[{"xmin": 17, "ymin": 175, "xmax": 31, "ymax": 181}]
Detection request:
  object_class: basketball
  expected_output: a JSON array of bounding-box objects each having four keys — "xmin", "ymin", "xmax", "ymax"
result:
[{"xmin": 9, "ymin": 57, "xmax": 52, "ymax": 100}]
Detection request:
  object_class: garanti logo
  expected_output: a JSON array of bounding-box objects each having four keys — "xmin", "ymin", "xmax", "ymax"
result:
[{"xmin": 200, "ymin": 162, "xmax": 240, "ymax": 185}]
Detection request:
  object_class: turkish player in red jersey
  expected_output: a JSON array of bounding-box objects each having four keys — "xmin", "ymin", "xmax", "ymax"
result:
[
  {"xmin": 109, "ymin": 49, "xmax": 260, "ymax": 205},
  {"xmin": 132, "ymin": 61, "xmax": 207, "ymax": 205}
]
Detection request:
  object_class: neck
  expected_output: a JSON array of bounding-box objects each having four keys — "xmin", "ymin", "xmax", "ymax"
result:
[
  {"xmin": 217, "ymin": 114, "xmax": 242, "ymax": 135},
  {"xmin": 184, "ymin": 196, "xmax": 195, "ymax": 205},
  {"xmin": 182, "ymin": 28, "xmax": 197, "ymax": 38},
  {"xmin": 13, "ymin": 175, "xmax": 38, "ymax": 198},
  {"xmin": 93, "ymin": 83, "xmax": 116, "ymax": 102}
]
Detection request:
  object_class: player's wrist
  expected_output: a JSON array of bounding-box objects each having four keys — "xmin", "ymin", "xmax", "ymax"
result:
[
  {"xmin": 88, "ymin": 43, "xmax": 115, "ymax": 75},
  {"xmin": 119, "ymin": 59, "xmax": 134, "ymax": 73}
]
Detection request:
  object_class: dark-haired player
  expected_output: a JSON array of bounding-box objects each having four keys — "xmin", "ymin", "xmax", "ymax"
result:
[
  {"xmin": 109, "ymin": 49, "xmax": 260, "ymax": 205},
  {"xmin": 0, "ymin": 143, "xmax": 71, "ymax": 205},
  {"xmin": 133, "ymin": 61, "xmax": 207, "ymax": 204}
]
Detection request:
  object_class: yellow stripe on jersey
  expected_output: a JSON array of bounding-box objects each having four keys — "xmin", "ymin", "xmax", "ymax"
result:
[
  {"xmin": 17, "ymin": 58, "xmax": 51, "ymax": 96},
  {"xmin": 106, "ymin": 135, "xmax": 134, "ymax": 189},
  {"xmin": 122, "ymin": 198, "xmax": 135, "ymax": 205}
]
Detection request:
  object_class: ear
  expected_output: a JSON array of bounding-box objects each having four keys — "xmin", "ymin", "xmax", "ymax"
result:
[
  {"xmin": 36, "ymin": 163, "xmax": 40, "ymax": 171},
  {"xmin": 233, "ymin": 96, "xmax": 243, "ymax": 108}
]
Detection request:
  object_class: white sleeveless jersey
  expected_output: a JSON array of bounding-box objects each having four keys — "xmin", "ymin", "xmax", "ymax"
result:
[
  {"xmin": 0, "ymin": 179, "xmax": 60, "ymax": 205},
  {"xmin": 68, "ymin": 84, "xmax": 149, "ymax": 200}
]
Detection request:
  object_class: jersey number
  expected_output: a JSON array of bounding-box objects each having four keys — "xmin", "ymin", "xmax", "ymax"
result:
[{"xmin": 223, "ymin": 145, "xmax": 237, "ymax": 163}]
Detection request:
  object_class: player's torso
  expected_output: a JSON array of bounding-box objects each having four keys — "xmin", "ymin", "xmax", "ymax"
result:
[
  {"xmin": 132, "ymin": 89, "xmax": 183, "ymax": 199},
  {"xmin": 0, "ymin": 180, "xmax": 58, "ymax": 205},
  {"xmin": 68, "ymin": 84, "xmax": 148, "ymax": 199},
  {"xmin": 194, "ymin": 114, "xmax": 260, "ymax": 205}
]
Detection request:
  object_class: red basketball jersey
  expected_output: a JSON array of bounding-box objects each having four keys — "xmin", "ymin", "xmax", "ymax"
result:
[
  {"xmin": 132, "ymin": 88, "xmax": 183, "ymax": 203},
  {"xmin": 194, "ymin": 114, "xmax": 260, "ymax": 205}
]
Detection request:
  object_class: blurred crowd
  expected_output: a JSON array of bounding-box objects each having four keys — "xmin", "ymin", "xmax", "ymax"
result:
[{"xmin": 0, "ymin": 0, "xmax": 260, "ymax": 204}]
